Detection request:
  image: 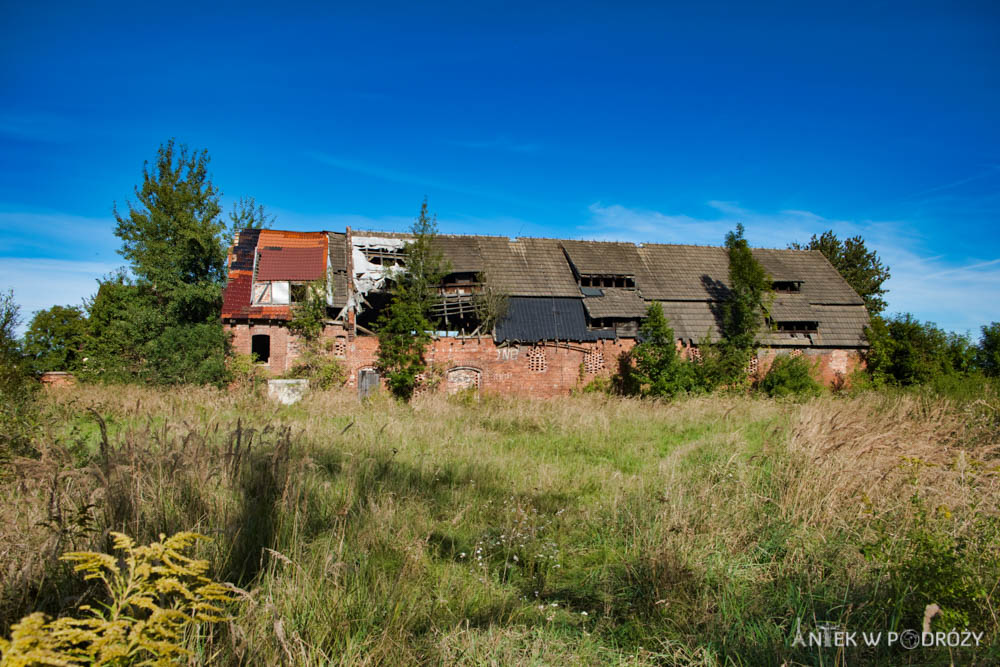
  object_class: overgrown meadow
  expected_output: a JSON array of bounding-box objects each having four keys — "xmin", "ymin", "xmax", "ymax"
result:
[{"xmin": 2, "ymin": 384, "xmax": 999, "ymax": 665}]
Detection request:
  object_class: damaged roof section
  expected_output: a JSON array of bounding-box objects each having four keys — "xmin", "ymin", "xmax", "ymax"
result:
[
  {"xmin": 223, "ymin": 227, "xmax": 871, "ymax": 349},
  {"xmin": 581, "ymin": 287, "xmax": 648, "ymax": 319},
  {"xmin": 222, "ymin": 229, "xmax": 328, "ymax": 321}
]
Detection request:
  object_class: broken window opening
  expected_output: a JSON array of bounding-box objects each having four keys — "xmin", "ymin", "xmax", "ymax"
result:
[
  {"xmin": 355, "ymin": 290, "xmax": 393, "ymax": 332},
  {"xmin": 773, "ymin": 281, "xmax": 802, "ymax": 293},
  {"xmin": 251, "ymin": 334, "xmax": 271, "ymax": 364},
  {"xmin": 363, "ymin": 248, "xmax": 407, "ymax": 266},
  {"xmin": 290, "ymin": 283, "xmax": 308, "ymax": 303}
]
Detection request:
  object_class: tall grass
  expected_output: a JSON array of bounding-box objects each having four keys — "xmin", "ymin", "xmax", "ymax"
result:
[{"xmin": 2, "ymin": 385, "xmax": 998, "ymax": 665}]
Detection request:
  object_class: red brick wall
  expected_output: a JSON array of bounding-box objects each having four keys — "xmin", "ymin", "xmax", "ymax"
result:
[
  {"xmin": 225, "ymin": 322, "xmax": 864, "ymax": 395},
  {"xmin": 755, "ymin": 348, "xmax": 864, "ymax": 387},
  {"xmin": 40, "ymin": 372, "xmax": 76, "ymax": 388}
]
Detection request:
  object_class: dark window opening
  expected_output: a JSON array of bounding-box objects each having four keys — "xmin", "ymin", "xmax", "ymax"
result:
[
  {"xmin": 439, "ymin": 272, "xmax": 483, "ymax": 296},
  {"xmin": 251, "ymin": 334, "xmax": 271, "ymax": 363},
  {"xmin": 290, "ymin": 283, "xmax": 308, "ymax": 303},
  {"xmin": 773, "ymin": 281, "xmax": 802, "ymax": 293},
  {"xmin": 774, "ymin": 321, "xmax": 818, "ymax": 334},
  {"xmin": 356, "ymin": 291, "xmax": 393, "ymax": 332},
  {"xmin": 579, "ymin": 275, "xmax": 636, "ymax": 289}
]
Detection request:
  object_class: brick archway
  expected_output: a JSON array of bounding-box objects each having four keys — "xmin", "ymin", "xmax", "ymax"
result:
[{"xmin": 446, "ymin": 366, "xmax": 482, "ymax": 395}]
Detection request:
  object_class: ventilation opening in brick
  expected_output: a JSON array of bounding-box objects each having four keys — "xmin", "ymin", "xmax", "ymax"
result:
[
  {"xmin": 584, "ymin": 350, "xmax": 604, "ymax": 374},
  {"xmin": 527, "ymin": 347, "xmax": 547, "ymax": 372},
  {"xmin": 745, "ymin": 355, "xmax": 759, "ymax": 377},
  {"xmin": 251, "ymin": 334, "xmax": 270, "ymax": 364},
  {"xmin": 334, "ymin": 336, "xmax": 347, "ymax": 358}
]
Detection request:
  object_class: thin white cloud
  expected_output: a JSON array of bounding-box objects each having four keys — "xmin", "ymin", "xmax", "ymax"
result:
[
  {"xmin": 0, "ymin": 210, "xmax": 118, "ymax": 259},
  {"xmin": 1, "ymin": 258, "xmax": 118, "ymax": 333},
  {"xmin": 585, "ymin": 200, "xmax": 998, "ymax": 334}
]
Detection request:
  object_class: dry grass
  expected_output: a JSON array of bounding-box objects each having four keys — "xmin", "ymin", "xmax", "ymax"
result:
[{"xmin": 1, "ymin": 384, "xmax": 998, "ymax": 665}]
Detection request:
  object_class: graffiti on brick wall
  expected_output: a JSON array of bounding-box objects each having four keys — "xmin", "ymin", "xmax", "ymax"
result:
[{"xmin": 496, "ymin": 346, "xmax": 520, "ymax": 362}]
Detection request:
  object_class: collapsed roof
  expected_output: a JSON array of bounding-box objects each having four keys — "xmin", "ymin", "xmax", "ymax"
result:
[{"xmin": 222, "ymin": 228, "xmax": 869, "ymax": 348}]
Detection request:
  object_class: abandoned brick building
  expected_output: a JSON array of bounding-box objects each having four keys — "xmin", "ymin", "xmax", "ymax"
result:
[{"xmin": 221, "ymin": 228, "xmax": 870, "ymax": 397}]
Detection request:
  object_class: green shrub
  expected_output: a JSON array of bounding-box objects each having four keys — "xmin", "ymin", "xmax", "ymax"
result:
[
  {"xmin": 864, "ymin": 313, "xmax": 973, "ymax": 386},
  {"xmin": 0, "ymin": 290, "xmax": 38, "ymax": 461},
  {"xmin": 865, "ymin": 495, "xmax": 998, "ymax": 630},
  {"xmin": 758, "ymin": 354, "xmax": 822, "ymax": 398},
  {"xmin": 284, "ymin": 340, "xmax": 346, "ymax": 390},
  {"xmin": 978, "ymin": 322, "xmax": 1000, "ymax": 377},
  {"xmin": 623, "ymin": 303, "xmax": 700, "ymax": 398}
]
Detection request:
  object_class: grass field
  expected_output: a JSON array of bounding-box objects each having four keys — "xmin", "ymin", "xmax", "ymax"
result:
[{"xmin": 2, "ymin": 385, "xmax": 999, "ymax": 665}]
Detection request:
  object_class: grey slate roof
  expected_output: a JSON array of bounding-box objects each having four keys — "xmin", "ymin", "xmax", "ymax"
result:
[
  {"xmin": 562, "ymin": 240, "xmax": 641, "ymax": 276},
  {"xmin": 316, "ymin": 230, "xmax": 871, "ymax": 348},
  {"xmin": 478, "ymin": 237, "xmax": 581, "ymax": 297},
  {"xmin": 582, "ymin": 288, "xmax": 648, "ymax": 318},
  {"xmin": 769, "ymin": 293, "xmax": 818, "ymax": 321},
  {"xmin": 495, "ymin": 297, "xmax": 615, "ymax": 343},
  {"xmin": 658, "ymin": 301, "xmax": 723, "ymax": 343}
]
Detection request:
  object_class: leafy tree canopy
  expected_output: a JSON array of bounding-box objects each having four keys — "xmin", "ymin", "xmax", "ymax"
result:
[
  {"xmin": 113, "ymin": 138, "xmax": 226, "ymax": 288},
  {"xmin": 978, "ymin": 322, "xmax": 1000, "ymax": 378},
  {"xmin": 864, "ymin": 313, "xmax": 974, "ymax": 386},
  {"xmin": 23, "ymin": 305, "xmax": 87, "ymax": 373},
  {"xmin": 226, "ymin": 195, "xmax": 274, "ymax": 242},
  {"xmin": 0, "ymin": 290, "xmax": 38, "ymax": 458},
  {"xmin": 791, "ymin": 230, "xmax": 890, "ymax": 315},
  {"xmin": 85, "ymin": 140, "xmax": 234, "ymax": 386}
]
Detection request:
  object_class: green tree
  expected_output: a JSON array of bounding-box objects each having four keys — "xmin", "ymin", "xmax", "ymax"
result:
[
  {"xmin": 114, "ymin": 139, "xmax": 226, "ymax": 287},
  {"xmin": 0, "ymin": 290, "xmax": 38, "ymax": 459},
  {"xmin": 790, "ymin": 230, "xmax": 890, "ymax": 315},
  {"xmin": 22, "ymin": 305, "xmax": 87, "ymax": 373},
  {"xmin": 863, "ymin": 313, "xmax": 970, "ymax": 386},
  {"xmin": 717, "ymin": 224, "xmax": 772, "ymax": 383},
  {"xmin": 84, "ymin": 140, "xmax": 231, "ymax": 386},
  {"xmin": 626, "ymin": 302, "xmax": 697, "ymax": 398},
  {"xmin": 977, "ymin": 322, "xmax": 1000, "ymax": 377},
  {"xmin": 376, "ymin": 200, "xmax": 448, "ymax": 400}
]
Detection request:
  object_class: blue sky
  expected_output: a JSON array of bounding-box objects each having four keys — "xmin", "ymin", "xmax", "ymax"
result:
[{"xmin": 2, "ymin": 1, "xmax": 998, "ymax": 334}]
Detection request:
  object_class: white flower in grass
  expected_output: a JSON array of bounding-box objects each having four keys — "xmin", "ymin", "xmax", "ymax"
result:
[{"xmin": 581, "ymin": 611, "xmax": 588, "ymax": 616}]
